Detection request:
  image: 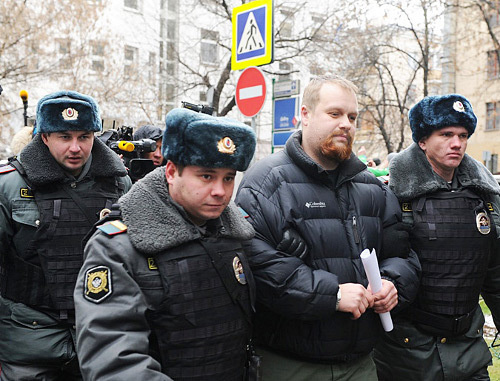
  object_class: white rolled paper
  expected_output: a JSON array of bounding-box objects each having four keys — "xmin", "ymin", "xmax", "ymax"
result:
[{"xmin": 360, "ymin": 248, "xmax": 393, "ymax": 332}]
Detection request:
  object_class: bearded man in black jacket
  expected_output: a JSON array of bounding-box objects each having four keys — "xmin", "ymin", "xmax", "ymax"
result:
[{"xmin": 235, "ymin": 75, "xmax": 421, "ymax": 381}]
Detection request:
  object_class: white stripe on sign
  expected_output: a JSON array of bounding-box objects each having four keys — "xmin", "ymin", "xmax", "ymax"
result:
[{"xmin": 239, "ymin": 85, "xmax": 263, "ymax": 100}]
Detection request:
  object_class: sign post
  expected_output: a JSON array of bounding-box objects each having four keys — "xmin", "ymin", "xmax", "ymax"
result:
[{"xmin": 236, "ymin": 67, "xmax": 267, "ymax": 118}]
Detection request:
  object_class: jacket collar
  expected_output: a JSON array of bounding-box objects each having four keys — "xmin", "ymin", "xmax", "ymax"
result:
[
  {"xmin": 118, "ymin": 167, "xmax": 255, "ymax": 254},
  {"xmin": 19, "ymin": 134, "xmax": 127, "ymax": 187},
  {"xmin": 389, "ymin": 143, "xmax": 500, "ymax": 200},
  {"xmin": 285, "ymin": 130, "xmax": 367, "ymax": 187}
]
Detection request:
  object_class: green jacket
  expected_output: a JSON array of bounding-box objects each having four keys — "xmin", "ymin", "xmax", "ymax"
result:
[
  {"xmin": 0, "ymin": 134, "xmax": 131, "ymax": 365},
  {"xmin": 374, "ymin": 143, "xmax": 500, "ymax": 381}
]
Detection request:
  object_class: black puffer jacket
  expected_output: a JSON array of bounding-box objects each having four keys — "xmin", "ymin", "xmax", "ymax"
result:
[{"xmin": 235, "ymin": 131, "xmax": 420, "ymax": 362}]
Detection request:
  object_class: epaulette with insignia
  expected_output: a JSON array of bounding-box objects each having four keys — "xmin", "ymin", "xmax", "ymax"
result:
[
  {"xmin": 97, "ymin": 220, "xmax": 128, "ymax": 236},
  {"xmin": 0, "ymin": 165, "xmax": 16, "ymax": 175}
]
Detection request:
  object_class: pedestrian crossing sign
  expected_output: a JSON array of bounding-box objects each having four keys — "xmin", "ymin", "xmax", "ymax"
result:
[{"xmin": 232, "ymin": 0, "xmax": 274, "ymax": 71}]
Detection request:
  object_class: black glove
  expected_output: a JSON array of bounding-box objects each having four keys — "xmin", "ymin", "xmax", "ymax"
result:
[
  {"xmin": 381, "ymin": 222, "xmax": 412, "ymax": 259},
  {"xmin": 276, "ymin": 228, "xmax": 309, "ymax": 260}
]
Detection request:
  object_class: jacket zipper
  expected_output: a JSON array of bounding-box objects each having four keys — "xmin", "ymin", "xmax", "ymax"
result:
[{"xmin": 352, "ymin": 216, "xmax": 360, "ymax": 244}]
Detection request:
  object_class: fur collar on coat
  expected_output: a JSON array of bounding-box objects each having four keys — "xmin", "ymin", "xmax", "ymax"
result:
[
  {"xmin": 389, "ymin": 143, "xmax": 500, "ymax": 200},
  {"xmin": 19, "ymin": 133, "xmax": 127, "ymax": 187},
  {"xmin": 118, "ymin": 167, "xmax": 255, "ymax": 254}
]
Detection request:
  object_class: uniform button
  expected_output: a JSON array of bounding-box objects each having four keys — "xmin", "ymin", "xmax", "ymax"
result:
[
  {"xmin": 477, "ymin": 329, "xmax": 481, "ymax": 334},
  {"xmin": 73, "ymin": 325, "xmax": 76, "ymax": 330},
  {"xmin": 440, "ymin": 338, "xmax": 447, "ymax": 344},
  {"xmin": 70, "ymin": 182, "xmax": 77, "ymax": 188},
  {"xmin": 32, "ymin": 321, "xmax": 38, "ymax": 326},
  {"xmin": 35, "ymin": 220, "xmax": 40, "ymax": 226},
  {"xmin": 404, "ymin": 338, "xmax": 410, "ymax": 344}
]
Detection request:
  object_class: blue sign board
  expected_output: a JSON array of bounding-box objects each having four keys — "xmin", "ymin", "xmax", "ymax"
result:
[
  {"xmin": 274, "ymin": 97, "xmax": 297, "ymax": 130},
  {"xmin": 272, "ymin": 130, "xmax": 295, "ymax": 147},
  {"xmin": 232, "ymin": 0, "xmax": 273, "ymax": 70}
]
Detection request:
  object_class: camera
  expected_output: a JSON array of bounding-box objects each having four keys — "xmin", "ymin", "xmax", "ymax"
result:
[{"xmin": 99, "ymin": 126, "xmax": 156, "ymax": 182}]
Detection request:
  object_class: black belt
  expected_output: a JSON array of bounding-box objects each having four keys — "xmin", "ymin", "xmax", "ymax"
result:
[{"xmin": 408, "ymin": 306, "xmax": 476, "ymax": 336}]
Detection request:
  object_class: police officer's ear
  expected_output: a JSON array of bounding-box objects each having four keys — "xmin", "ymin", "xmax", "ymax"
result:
[
  {"xmin": 381, "ymin": 222, "xmax": 412, "ymax": 260},
  {"xmin": 165, "ymin": 161, "xmax": 178, "ymax": 184}
]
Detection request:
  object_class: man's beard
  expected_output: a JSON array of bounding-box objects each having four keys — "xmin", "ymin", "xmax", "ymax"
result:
[{"xmin": 319, "ymin": 132, "xmax": 353, "ymax": 162}]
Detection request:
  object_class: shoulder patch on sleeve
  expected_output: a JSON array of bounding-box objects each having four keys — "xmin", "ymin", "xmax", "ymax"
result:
[
  {"xmin": 97, "ymin": 220, "xmax": 128, "ymax": 236},
  {"xmin": 0, "ymin": 165, "xmax": 16, "ymax": 174},
  {"xmin": 238, "ymin": 207, "xmax": 250, "ymax": 218},
  {"xmin": 84, "ymin": 265, "xmax": 112, "ymax": 303}
]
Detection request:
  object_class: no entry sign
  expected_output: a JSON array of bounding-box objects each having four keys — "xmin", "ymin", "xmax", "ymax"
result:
[{"xmin": 236, "ymin": 67, "xmax": 266, "ymax": 117}]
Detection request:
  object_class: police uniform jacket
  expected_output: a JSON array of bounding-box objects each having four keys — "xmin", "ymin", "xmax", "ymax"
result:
[
  {"xmin": 374, "ymin": 142, "xmax": 500, "ymax": 381},
  {"xmin": 235, "ymin": 131, "xmax": 421, "ymax": 363},
  {"xmin": 0, "ymin": 134, "xmax": 130, "ymax": 364},
  {"xmin": 74, "ymin": 167, "xmax": 255, "ymax": 381}
]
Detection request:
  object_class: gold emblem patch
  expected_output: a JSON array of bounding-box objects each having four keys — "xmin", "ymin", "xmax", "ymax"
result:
[
  {"xmin": 62, "ymin": 107, "xmax": 78, "ymax": 120},
  {"xmin": 233, "ymin": 256, "xmax": 247, "ymax": 285},
  {"xmin": 84, "ymin": 266, "xmax": 112, "ymax": 303},
  {"xmin": 453, "ymin": 101, "xmax": 465, "ymax": 113},
  {"xmin": 487, "ymin": 202, "xmax": 494, "ymax": 212},
  {"xmin": 20, "ymin": 188, "xmax": 34, "ymax": 198},
  {"xmin": 147, "ymin": 257, "xmax": 158, "ymax": 270},
  {"xmin": 402, "ymin": 202, "xmax": 412, "ymax": 212},
  {"xmin": 217, "ymin": 137, "xmax": 236, "ymax": 154}
]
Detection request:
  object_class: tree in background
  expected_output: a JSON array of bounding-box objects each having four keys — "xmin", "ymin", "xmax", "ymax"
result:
[{"xmin": 173, "ymin": 0, "xmax": 359, "ymax": 116}]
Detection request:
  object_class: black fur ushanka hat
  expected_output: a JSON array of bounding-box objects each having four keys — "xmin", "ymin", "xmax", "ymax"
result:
[
  {"xmin": 409, "ymin": 94, "xmax": 477, "ymax": 142},
  {"xmin": 162, "ymin": 108, "xmax": 256, "ymax": 171}
]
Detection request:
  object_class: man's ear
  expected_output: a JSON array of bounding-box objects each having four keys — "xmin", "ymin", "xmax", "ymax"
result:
[
  {"xmin": 418, "ymin": 137, "xmax": 427, "ymax": 151},
  {"xmin": 300, "ymin": 105, "xmax": 309, "ymax": 127},
  {"xmin": 165, "ymin": 160, "xmax": 177, "ymax": 185},
  {"xmin": 41, "ymin": 133, "xmax": 49, "ymax": 146}
]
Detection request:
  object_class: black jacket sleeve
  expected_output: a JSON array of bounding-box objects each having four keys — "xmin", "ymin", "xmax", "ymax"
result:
[{"xmin": 236, "ymin": 187, "xmax": 339, "ymax": 321}]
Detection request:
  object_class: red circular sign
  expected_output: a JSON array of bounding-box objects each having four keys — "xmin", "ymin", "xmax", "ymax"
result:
[{"xmin": 235, "ymin": 67, "xmax": 266, "ymax": 117}]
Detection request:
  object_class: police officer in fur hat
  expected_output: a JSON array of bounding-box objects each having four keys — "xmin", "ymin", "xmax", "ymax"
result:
[
  {"xmin": 74, "ymin": 108, "xmax": 258, "ymax": 380},
  {"xmin": 374, "ymin": 94, "xmax": 500, "ymax": 380},
  {"xmin": 0, "ymin": 90, "xmax": 131, "ymax": 380}
]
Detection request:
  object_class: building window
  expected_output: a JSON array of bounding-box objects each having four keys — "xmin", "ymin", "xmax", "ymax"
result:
[
  {"xmin": 58, "ymin": 39, "xmax": 70, "ymax": 54},
  {"xmin": 168, "ymin": 0, "xmax": 178, "ymax": 12},
  {"xmin": 200, "ymin": 29, "xmax": 218, "ymax": 65},
  {"xmin": 487, "ymin": 50, "xmax": 500, "ymax": 79},
  {"xmin": 167, "ymin": 21, "xmax": 177, "ymax": 40},
  {"xmin": 91, "ymin": 42, "xmax": 105, "ymax": 72},
  {"xmin": 124, "ymin": 45, "xmax": 138, "ymax": 77},
  {"xmin": 309, "ymin": 62, "xmax": 324, "ymax": 76},
  {"xmin": 280, "ymin": 9, "xmax": 293, "ymax": 38},
  {"xmin": 166, "ymin": 41, "xmax": 176, "ymax": 60},
  {"xmin": 488, "ymin": 1, "xmax": 500, "ymax": 27},
  {"xmin": 279, "ymin": 61, "xmax": 292, "ymax": 80},
  {"xmin": 167, "ymin": 62, "xmax": 175, "ymax": 75},
  {"xmin": 166, "ymin": 83, "xmax": 175, "ymax": 102},
  {"xmin": 149, "ymin": 52, "xmax": 156, "ymax": 85},
  {"xmin": 486, "ymin": 102, "xmax": 500, "ymax": 131},
  {"xmin": 124, "ymin": 0, "xmax": 139, "ymax": 11},
  {"xmin": 491, "ymin": 154, "xmax": 498, "ymax": 174}
]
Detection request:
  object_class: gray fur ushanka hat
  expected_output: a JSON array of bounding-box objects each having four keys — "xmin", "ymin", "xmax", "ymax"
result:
[
  {"xmin": 36, "ymin": 90, "xmax": 101, "ymax": 133},
  {"xmin": 162, "ymin": 108, "xmax": 256, "ymax": 171},
  {"xmin": 409, "ymin": 94, "xmax": 477, "ymax": 142}
]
